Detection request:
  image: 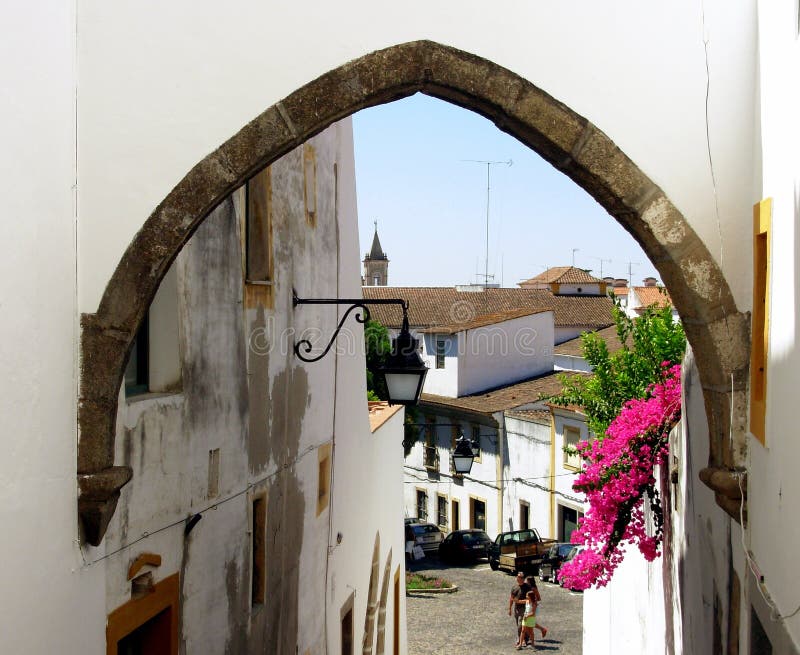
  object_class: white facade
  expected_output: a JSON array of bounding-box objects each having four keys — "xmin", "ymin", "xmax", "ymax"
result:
[
  {"xmin": 503, "ymin": 413, "xmax": 554, "ymax": 536},
  {"xmin": 458, "ymin": 313, "xmax": 555, "ymax": 396},
  {"xmin": 419, "ymin": 312, "xmax": 554, "ymax": 398}
]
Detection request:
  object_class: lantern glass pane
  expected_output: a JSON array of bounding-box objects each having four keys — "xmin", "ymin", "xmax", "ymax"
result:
[
  {"xmin": 452, "ymin": 455, "xmax": 473, "ymax": 474},
  {"xmin": 384, "ymin": 372, "xmax": 421, "ymax": 403}
]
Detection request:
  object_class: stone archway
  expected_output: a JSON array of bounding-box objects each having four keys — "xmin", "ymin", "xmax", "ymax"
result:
[{"xmin": 78, "ymin": 40, "xmax": 749, "ymax": 545}]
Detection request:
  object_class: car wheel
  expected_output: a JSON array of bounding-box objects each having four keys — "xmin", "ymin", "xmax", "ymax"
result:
[
  {"xmin": 539, "ymin": 569, "xmax": 548, "ymax": 583},
  {"xmin": 489, "ymin": 559, "xmax": 499, "ymax": 571}
]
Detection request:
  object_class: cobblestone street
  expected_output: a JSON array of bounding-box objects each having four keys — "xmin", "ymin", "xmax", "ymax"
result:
[{"xmin": 406, "ymin": 557, "xmax": 583, "ymax": 655}]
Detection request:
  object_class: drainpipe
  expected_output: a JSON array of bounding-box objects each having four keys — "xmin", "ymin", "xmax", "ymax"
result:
[{"xmin": 497, "ymin": 412, "xmax": 506, "ymax": 534}]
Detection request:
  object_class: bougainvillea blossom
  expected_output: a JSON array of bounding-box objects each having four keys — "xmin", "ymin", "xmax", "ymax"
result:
[{"xmin": 558, "ymin": 364, "xmax": 682, "ymax": 590}]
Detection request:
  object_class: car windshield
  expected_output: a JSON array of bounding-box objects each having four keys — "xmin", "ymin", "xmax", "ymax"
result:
[
  {"xmin": 412, "ymin": 524, "xmax": 440, "ymax": 536},
  {"xmin": 462, "ymin": 532, "xmax": 488, "ymax": 544},
  {"xmin": 558, "ymin": 544, "xmax": 574, "ymax": 556}
]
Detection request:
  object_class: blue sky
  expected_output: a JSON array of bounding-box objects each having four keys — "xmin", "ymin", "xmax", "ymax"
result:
[{"xmin": 352, "ymin": 94, "xmax": 659, "ymax": 288}]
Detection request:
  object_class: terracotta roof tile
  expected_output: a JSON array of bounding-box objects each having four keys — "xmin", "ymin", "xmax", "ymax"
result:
[
  {"xmin": 418, "ymin": 308, "xmax": 550, "ymax": 334},
  {"xmin": 505, "ymin": 408, "xmax": 551, "ymax": 423},
  {"xmin": 553, "ymin": 325, "xmax": 630, "ymax": 357},
  {"xmin": 420, "ymin": 371, "xmax": 588, "ymax": 415},
  {"xmin": 632, "ymin": 286, "xmax": 672, "ymax": 309},
  {"xmin": 518, "ymin": 266, "xmax": 604, "ymax": 286},
  {"xmin": 367, "ymin": 401, "xmax": 403, "ymax": 433},
  {"xmin": 362, "ymin": 287, "xmax": 613, "ymax": 330}
]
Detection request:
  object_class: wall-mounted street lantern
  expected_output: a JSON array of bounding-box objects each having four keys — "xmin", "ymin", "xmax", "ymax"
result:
[
  {"xmin": 293, "ymin": 292, "xmax": 428, "ymax": 406},
  {"xmin": 451, "ymin": 433, "xmax": 477, "ymax": 475}
]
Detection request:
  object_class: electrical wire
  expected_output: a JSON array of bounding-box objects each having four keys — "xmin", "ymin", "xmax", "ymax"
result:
[{"xmin": 81, "ymin": 443, "xmax": 319, "ymax": 567}]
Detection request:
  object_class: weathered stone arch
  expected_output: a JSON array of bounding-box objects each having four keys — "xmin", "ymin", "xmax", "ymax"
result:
[{"xmin": 78, "ymin": 40, "xmax": 748, "ymax": 545}]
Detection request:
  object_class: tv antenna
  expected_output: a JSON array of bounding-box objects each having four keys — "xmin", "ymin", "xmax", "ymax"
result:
[
  {"xmin": 463, "ymin": 159, "xmax": 512, "ymax": 287},
  {"xmin": 589, "ymin": 256, "xmax": 612, "ymax": 278},
  {"xmin": 626, "ymin": 261, "xmax": 641, "ymax": 287}
]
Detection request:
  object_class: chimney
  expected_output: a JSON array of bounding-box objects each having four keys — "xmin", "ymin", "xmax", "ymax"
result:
[
  {"xmin": 643, "ymin": 277, "xmax": 658, "ymax": 287},
  {"xmin": 614, "ymin": 278, "xmax": 628, "ymax": 288},
  {"xmin": 603, "ymin": 276, "xmax": 614, "ymax": 285}
]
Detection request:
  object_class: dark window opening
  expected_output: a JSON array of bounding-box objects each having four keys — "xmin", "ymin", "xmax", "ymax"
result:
[
  {"xmin": 435, "ymin": 338, "xmax": 445, "ymax": 368},
  {"xmin": 124, "ymin": 311, "xmax": 149, "ymax": 396},
  {"xmin": 252, "ymin": 496, "xmax": 266, "ymax": 606},
  {"xmin": 416, "ymin": 490, "xmax": 428, "ymax": 522},
  {"xmin": 246, "ymin": 169, "xmax": 272, "ymax": 283},
  {"xmin": 117, "ymin": 607, "xmax": 172, "ymax": 655}
]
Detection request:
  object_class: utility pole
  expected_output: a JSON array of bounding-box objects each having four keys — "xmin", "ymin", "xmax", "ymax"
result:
[{"xmin": 463, "ymin": 159, "xmax": 512, "ymax": 287}]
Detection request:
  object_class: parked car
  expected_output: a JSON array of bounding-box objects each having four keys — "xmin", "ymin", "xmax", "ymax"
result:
[
  {"xmin": 405, "ymin": 523, "xmax": 444, "ymax": 556},
  {"xmin": 404, "ymin": 517, "xmax": 419, "ymax": 525},
  {"xmin": 557, "ymin": 545, "xmax": 585, "ymax": 590},
  {"xmin": 438, "ymin": 529, "xmax": 492, "ymax": 563},
  {"xmin": 538, "ymin": 542, "xmax": 575, "ymax": 583},
  {"xmin": 488, "ymin": 528, "xmax": 556, "ymax": 574}
]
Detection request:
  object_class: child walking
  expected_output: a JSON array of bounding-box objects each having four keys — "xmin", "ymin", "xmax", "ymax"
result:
[{"xmin": 516, "ymin": 590, "xmax": 537, "ymax": 650}]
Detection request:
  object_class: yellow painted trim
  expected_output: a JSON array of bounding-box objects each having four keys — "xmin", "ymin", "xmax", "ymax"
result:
[{"xmin": 749, "ymin": 198, "xmax": 771, "ymax": 445}]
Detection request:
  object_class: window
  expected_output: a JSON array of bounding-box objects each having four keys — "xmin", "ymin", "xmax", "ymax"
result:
[
  {"xmin": 317, "ymin": 443, "xmax": 332, "ymax": 516},
  {"xmin": 252, "ymin": 495, "xmax": 266, "ymax": 607},
  {"xmin": 469, "ymin": 497, "xmax": 486, "ymax": 531},
  {"xmin": 519, "ymin": 501, "xmax": 530, "ymax": 531},
  {"xmin": 471, "ymin": 424, "xmax": 482, "ymax": 464},
  {"xmin": 245, "ymin": 168, "xmax": 273, "ymax": 284},
  {"xmin": 451, "ymin": 499, "xmax": 460, "ymax": 530},
  {"xmin": 437, "ymin": 495, "xmax": 448, "ymax": 529},
  {"xmin": 750, "ymin": 198, "xmax": 771, "ymax": 445},
  {"xmin": 124, "ymin": 311, "xmax": 149, "ymax": 396},
  {"xmin": 207, "ymin": 449, "xmax": 220, "ymax": 500},
  {"xmin": 424, "ymin": 418, "xmax": 438, "ymax": 470},
  {"xmin": 303, "ymin": 144, "xmax": 317, "ymax": 227},
  {"xmin": 563, "ymin": 426, "xmax": 581, "ymax": 469},
  {"xmin": 558, "ymin": 505, "xmax": 583, "ymax": 542},
  {"xmin": 450, "ymin": 425, "xmax": 459, "ymax": 450},
  {"xmin": 416, "ymin": 489, "xmax": 428, "ymax": 522},
  {"xmin": 435, "ymin": 337, "xmax": 446, "ymax": 369}
]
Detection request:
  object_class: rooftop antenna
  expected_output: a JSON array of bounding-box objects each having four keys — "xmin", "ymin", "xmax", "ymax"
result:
[
  {"xmin": 626, "ymin": 261, "xmax": 641, "ymax": 287},
  {"xmin": 463, "ymin": 158, "xmax": 512, "ymax": 287},
  {"xmin": 589, "ymin": 256, "xmax": 612, "ymax": 278}
]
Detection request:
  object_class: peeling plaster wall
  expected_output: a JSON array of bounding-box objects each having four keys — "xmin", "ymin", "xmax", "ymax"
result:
[{"xmin": 87, "ymin": 120, "xmax": 406, "ymax": 654}]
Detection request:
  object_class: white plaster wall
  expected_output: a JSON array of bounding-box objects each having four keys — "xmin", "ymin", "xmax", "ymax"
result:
[
  {"xmin": 458, "ymin": 312, "xmax": 554, "ymax": 396},
  {"xmin": 0, "ymin": 3, "xmax": 107, "ymax": 652},
  {"xmin": 503, "ymin": 416, "xmax": 552, "ymax": 537},
  {"xmin": 420, "ymin": 333, "xmax": 459, "ymax": 397},
  {"xmin": 554, "ymin": 354, "xmax": 593, "ymax": 373},
  {"xmin": 556, "ymin": 283, "xmax": 602, "ymax": 295},
  {"xmin": 582, "ymin": 541, "xmax": 666, "ymax": 655},
  {"xmin": 747, "ymin": 0, "xmax": 800, "ymax": 649},
  {"xmin": 403, "ymin": 413, "xmax": 502, "ymax": 538},
  {"xmin": 551, "ymin": 410, "xmax": 588, "ymax": 537},
  {"xmin": 74, "ymin": 1, "xmax": 757, "ymax": 316},
  {"xmin": 555, "ymin": 327, "xmax": 585, "ymax": 344}
]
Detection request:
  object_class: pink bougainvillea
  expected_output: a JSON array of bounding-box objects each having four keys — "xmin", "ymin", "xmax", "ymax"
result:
[{"xmin": 558, "ymin": 364, "xmax": 681, "ymax": 591}]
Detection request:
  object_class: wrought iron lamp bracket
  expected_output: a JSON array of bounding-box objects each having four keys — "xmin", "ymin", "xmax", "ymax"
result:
[{"xmin": 292, "ymin": 291, "xmax": 409, "ymax": 364}]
